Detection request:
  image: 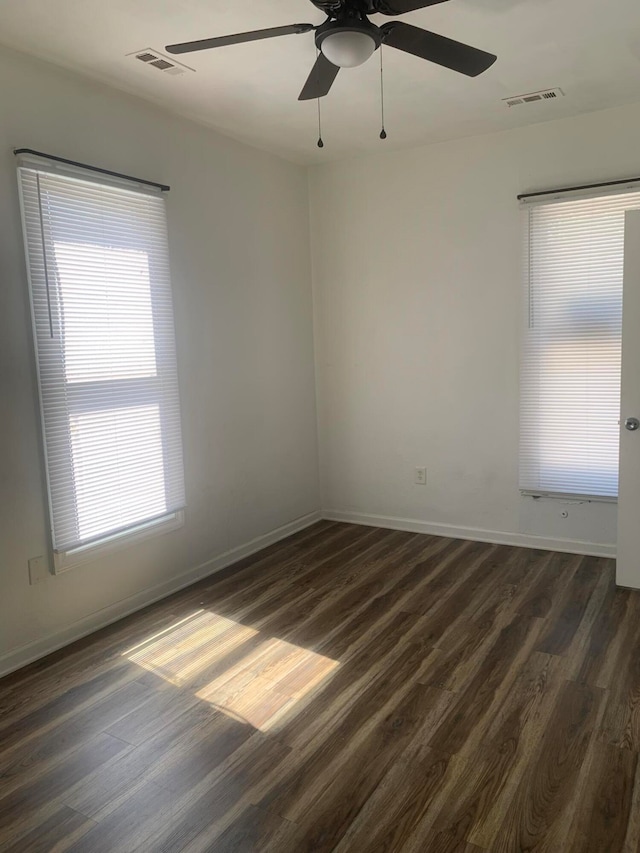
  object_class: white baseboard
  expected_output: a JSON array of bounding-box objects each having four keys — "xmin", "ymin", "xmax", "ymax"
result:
[
  {"xmin": 0, "ymin": 510, "xmax": 321, "ymax": 679},
  {"xmin": 322, "ymin": 509, "xmax": 616, "ymax": 559}
]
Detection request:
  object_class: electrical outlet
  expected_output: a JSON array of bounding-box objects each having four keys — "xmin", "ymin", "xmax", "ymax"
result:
[
  {"xmin": 414, "ymin": 467, "xmax": 427, "ymax": 485},
  {"xmin": 28, "ymin": 555, "xmax": 49, "ymax": 585}
]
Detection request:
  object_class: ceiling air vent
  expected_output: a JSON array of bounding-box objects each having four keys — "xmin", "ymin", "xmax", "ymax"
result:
[
  {"xmin": 127, "ymin": 48, "xmax": 194, "ymax": 76},
  {"xmin": 503, "ymin": 87, "xmax": 564, "ymax": 107}
]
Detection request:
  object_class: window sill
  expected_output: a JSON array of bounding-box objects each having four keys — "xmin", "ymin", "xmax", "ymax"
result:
[
  {"xmin": 520, "ymin": 490, "xmax": 617, "ymax": 503},
  {"xmin": 53, "ymin": 511, "xmax": 185, "ymax": 573}
]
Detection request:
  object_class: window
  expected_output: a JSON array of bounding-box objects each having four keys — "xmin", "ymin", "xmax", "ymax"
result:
[
  {"xmin": 18, "ymin": 157, "xmax": 185, "ymax": 566},
  {"xmin": 520, "ymin": 186, "xmax": 640, "ymax": 500}
]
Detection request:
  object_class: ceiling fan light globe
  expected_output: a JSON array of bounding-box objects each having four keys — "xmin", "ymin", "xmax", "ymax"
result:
[{"xmin": 320, "ymin": 31, "xmax": 376, "ymax": 67}]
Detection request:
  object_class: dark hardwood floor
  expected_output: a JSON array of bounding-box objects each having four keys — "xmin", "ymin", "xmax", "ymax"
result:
[{"xmin": 1, "ymin": 521, "xmax": 639, "ymax": 852}]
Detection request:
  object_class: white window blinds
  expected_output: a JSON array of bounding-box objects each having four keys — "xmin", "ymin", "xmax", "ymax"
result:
[
  {"xmin": 18, "ymin": 160, "xmax": 185, "ymax": 554},
  {"xmin": 520, "ymin": 186, "xmax": 640, "ymax": 499}
]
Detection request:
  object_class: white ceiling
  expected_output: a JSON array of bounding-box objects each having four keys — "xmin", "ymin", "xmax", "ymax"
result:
[{"xmin": 2, "ymin": 0, "xmax": 640, "ymax": 164}]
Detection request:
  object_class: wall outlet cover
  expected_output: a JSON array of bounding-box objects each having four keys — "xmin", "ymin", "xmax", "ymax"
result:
[{"xmin": 28, "ymin": 555, "xmax": 50, "ymax": 584}]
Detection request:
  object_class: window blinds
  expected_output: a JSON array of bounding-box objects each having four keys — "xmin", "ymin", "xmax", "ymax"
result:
[
  {"xmin": 520, "ymin": 186, "xmax": 640, "ymax": 499},
  {"xmin": 18, "ymin": 161, "xmax": 185, "ymax": 553}
]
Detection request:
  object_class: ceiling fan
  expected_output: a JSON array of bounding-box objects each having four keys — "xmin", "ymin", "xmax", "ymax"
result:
[{"xmin": 165, "ymin": 0, "xmax": 497, "ymax": 101}]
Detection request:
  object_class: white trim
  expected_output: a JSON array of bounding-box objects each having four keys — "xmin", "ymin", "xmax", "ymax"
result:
[
  {"xmin": 0, "ymin": 510, "xmax": 321, "ymax": 678},
  {"xmin": 520, "ymin": 491, "xmax": 617, "ymax": 503},
  {"xmin": 321, "ymin": 509, "xmax": 616, "ymax": 559},
  {"xmin": 53, "ymin": 511, "xmax": 185, "ymax": 573},
  {"xmin": 520, "ymin": 489, "xmax": 618, "ymax": 504}
]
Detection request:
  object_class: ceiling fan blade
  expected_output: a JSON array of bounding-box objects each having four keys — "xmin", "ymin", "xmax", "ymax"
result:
[
  {"xmin": 381, "ymin": 22, "xmax": 496, "ymax": 76},
  {"xmin": 166, "ymin": 23, "xmax": 315, "ymax": 55},
  {"xmin": 372, "ymin": 0, "xmax": 450, "ymax": 14},
  {"xmin": 298, "ymin": 53, "xmax": 340, "ymax": 101}
]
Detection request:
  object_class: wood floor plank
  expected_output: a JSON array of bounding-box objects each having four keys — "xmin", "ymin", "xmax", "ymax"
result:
[
  {"xmin": 0, "ymin": 660, "xmax": 141, "ymax": 739},
  {"xmin": 183, "ymin": 524, "xmax": 370, "ymax": 630},
  {"xmin": 2, "ymin": 804, "xmax": 96, "ymax": 853},
  {"xmin": 104, "ymin": 681, "xmax": 203, "ymax": 745},
  {"xmin": 566, "ymin": 742, "xmax": 638, "ymax": 853},
  {"xmin": 421, "ymin": 582, "xmax": 519, "ymax": 693},
  {"xmin": 409, "ymin": 544, "xmax": 503, "ymax": 640},
  {"xmin": 0, "ymin": 680, "xmax": 150, "ymax": 799},
  {"xmin": 428, "ymin": 652, "xmax": 565, "ymax": 850},
  {"xmin": 571, "ymin": 582, "xmax": 635, "ymax": 688},
  {"xmin": 0, "ymin": 597, "xmax": 193, "ymax": 723},
  {"xmin": 65, "ymin": 778, "xmax": 183, "ymax": 853},
  {"xmin": 290, "ymin": 683, "xmax": 453, "ymax": 852},
  {"xmin": 313, "ymin": 535, "xmax": 467, "ymax": 665},
  {"xmin": 203, "ymin": 528, "xmax": 415, "ymax": 655},
  {"xmin": 256, "ymin": 642, "xmax": 441, "ymax": 821},
  {"xmin": 599, "ymin": 609, "xmax": 640, "ymax": 752},
  {"xmin": 61, "ymin": 702, "xmax": 246, "ymax": 820},
  {"xmin": 150, "ymin": 736, "xmax": 292, "ymax": 853},
  {"xmin": 201, "ymin": 524, "xmax": 380, "ymax": 615},
  {"xmin": 215, "ymin": 529, "xmax": 374, "ymax": 625},
  {"xmin": 0, "ymin": 733, "xmax": 129, "ymax": 845},
  {"xmin": 535, "ymin": 556, "xmax": 602, "ymax": 656},
  {"xmin": 331, "ymin": 745, "xmax": 456, "ymax": 853},
  {"xmin": 427, "ymin": 614, "xmax": 544, "ymax": 755},
  {"xmin": 65, "ymin": 734, "xmax": 289, "ymax": 853},
  {"xmin": 199, "ymin": 521, "xmax": 351, "ymax": 596},
  {"xmin": 400, "ymin": 540, "xmax": 497, "ymax": 620},
  {"xmin": 623, "ymin": 753, "xmax": 640, "ymax": 853},
  {"xmin": 181, "ymin": 804, "xmax": 302, "ymax": 853},
  {"xmin": 498, "ymin": 546, "xmax": 553, "ymax": 587},
  {"xmin": 271, "ymin": 610, "xmax": 418, "ymax": 750},
  {"xmin": 491, "ymin": 680, "xmax": 605, "ymax": 853},
  {"xmin": 0, "ymin": 523, "xmax": 632, "ymax": 852},
  {"xmin": 517, "ymin": 550, "xmax": 583, "ymax": 618},
  {"xmin": 0, "ymin": 674, "xmax": 148, "ymax": 755}
]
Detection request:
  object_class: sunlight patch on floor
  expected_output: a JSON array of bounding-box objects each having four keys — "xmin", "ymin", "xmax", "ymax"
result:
[
  {"xmin": 123, "ymin": 610, "xmax": 339, "ymax": 731},
  {"xmin": 124, "ymin": 610, "xmax": 258, "ymax": 686}
]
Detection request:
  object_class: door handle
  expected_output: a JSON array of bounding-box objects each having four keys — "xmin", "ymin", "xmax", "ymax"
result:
[{"xmin": 625, "ymin": 417, "xmax": 640, "ymax": 431}]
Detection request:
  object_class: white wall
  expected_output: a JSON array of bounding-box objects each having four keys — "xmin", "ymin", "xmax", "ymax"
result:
[
  {"xmin": 0, "ymin": 46, "xmax": 320, "ymax": 673},
  {"xmin": 308, "ymin": 103, "xmax": 640, "ymax": 555}
]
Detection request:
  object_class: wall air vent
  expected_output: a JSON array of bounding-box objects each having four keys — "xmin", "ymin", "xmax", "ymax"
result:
[
  {"xmin": 503, "ymin": 88, "xmax": 564, "ymax": 107},
  {"xmin": 127, "ymin": 48, "xmax": 194, "ymax": 76}
]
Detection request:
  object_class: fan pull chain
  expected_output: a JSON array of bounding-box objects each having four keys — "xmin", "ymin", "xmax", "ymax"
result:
[
  {"xmin": 317, "ymin": 97, "xmax": 324, "ymax": 148},
  {"xmin": 316, "ymin": 48, "xmax": 324, "ymax": 149},
  {"xmin": 379, "ymin": 43, "xmax": 387, "ymax": 140}
]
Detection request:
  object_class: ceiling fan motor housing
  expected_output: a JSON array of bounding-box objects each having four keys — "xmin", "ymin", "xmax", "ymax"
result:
[
  {"xmin": 309, "ymin": 0, "xmax": 389, "ymax": 15},
  {"xmin": 315, "ymin": 16, "xmax": 382, "ymax": 51}
]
